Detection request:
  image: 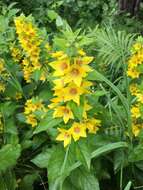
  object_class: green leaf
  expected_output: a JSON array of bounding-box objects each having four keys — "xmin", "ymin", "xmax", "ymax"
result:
[
  {"xmin": 48, "ymin": 145, "xmax": 75, "ymax": 190},
  {"xmin": 87, "ymin": 70, "xmax": 130, "ymax": 122},
  {"xmin": 0, "ymin": 144, "xmax": 21, "ymax": 172},
  {"xmin": 124, "ymin": 181, "xmax": 132, "ymax": 190},
  {"xmin": 67, "ymin": 142, "xmax": 128, "ymax": 174},
  {"xmin": 76, "ymin": 139, "xmax": 91, "ymax": 170},
  {"xmin": 91, "ymin": 142, "xmax": 128, "ymax": 159},
  {"xmin": 34, "ymin": 118, "xmax": 62, "ymax": 134},
  {"xmin": 31, "ymin": 148, "xmax": 54, "ymax": 168},
  {"xmin": 129, "ymin": 144, "xmax": 143, "ymax": 162},
  {"xmin": 68, "ymin": 101, "xmax": 83, "ymax": 121},
  {"xmin": 56, "ymin": 16, "xmax": 63, "ymax": 27},
  {"xmin": 47, "ymin": 10, "xmax": 58, "ymax": 21},
  {"xmin": 70, "ymin": 168, "xmax": 100, "ymax": 190},
  {"xmin": 1, "ymin": 170, "xmax": 17, "ymax": 190},
  {"xmin": 19, "ymin": 173, "xmax": 38, "ymax": 190}
]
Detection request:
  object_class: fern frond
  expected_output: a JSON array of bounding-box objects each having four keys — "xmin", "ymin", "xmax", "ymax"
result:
[{"xmin": 95, "ymin": 26, "xmax": 136, "ymax": 74}]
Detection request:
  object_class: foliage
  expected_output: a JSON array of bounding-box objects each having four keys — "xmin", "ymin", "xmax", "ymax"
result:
[{"xmin": 1, "ymin": 2, "xmax": 143, "ymax": 190}]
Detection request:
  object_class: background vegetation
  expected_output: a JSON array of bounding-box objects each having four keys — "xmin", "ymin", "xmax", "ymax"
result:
[{"xmin": 1, "ymin": 0, "xmax": 143, "ymax": 190}]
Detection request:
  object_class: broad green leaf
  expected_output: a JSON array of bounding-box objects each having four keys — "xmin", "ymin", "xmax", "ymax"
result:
[
  {"xmin": 0, "ymin": 173, "xmax": 7, "ymax": 190},
  {"xmin": 48, "ymin": 145, "xmax": 75, "ymax": 190},
  {"xmin": 0, "ymin": 102, "xmax": 18, "ymax": 117},
  {"xmin": 91, "ymin": 142, "xmax": 128, "ymax": 159},
  {"xmin": 76, "ymin": 139, "xmax": 91, "ymax": 170},
  {"xmin": 34, "ymin": 118, "xmax": 62, "ymax": 134},
  {"xmin": 68, "ymin": 101, "xmax": 83, "ymax": 121},
  {"xmin": 31, "ymin": 148, "xmax": 54, "ymax": 168},
  {"xmin": 56, "ymin": 16, "xmax": 63, "ymax": 27},
  {"xmin": 19, "ymin": 173, "xmax": 38, "ymax": 190},
  {"xmin": 129, "ymin": 144, "xmax": 143, "ymax": 162},
  {"xmin": 70, "ymin": 168, "xmax": 100, "ymax": 190},
  {"xmin": 47, "ymin": 10, "xmax": 58, "ymax": 21},
  {"xmin": 0, "ymin": 144, "xmax": 21, "ymax": 172},
  {"xmin": 124, "ymin": 181, "xmax": 132, "ymax": 190},
  {"xmin": 1, "ymin": 170, "xmax": 17, "ymax": 190},
  {"xmin": 66, "ymin": 142, "xmax": 128, "ymax": 175},
  {"xmin": 33, "ymin": 110, "xmax": 62, "ymax": 134}
]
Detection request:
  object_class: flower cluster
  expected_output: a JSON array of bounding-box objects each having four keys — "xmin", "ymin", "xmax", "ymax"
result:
[
  {"xmin": 11, "ymin": 47, "xmax": 22, "ymax": 63},
  {"xmin": 0, "ymin": 58, "xmax": 9, "ymax": 93},
  {"xmin": 127, "ymin": 42, "xmax": 143, "ymax": 79},
  {"xmin": 0, "ymin": 113, "xmax": 3, "ymax": 132},
  {"xmin": 48, "ymin": 51, "xmax": 101, "ymax": 147},
  {"xmin": 128, "ymin": 41, "xmax": 143, "ymax": 136},
  {"xmin": 24, "ymin": 97, "xmax": 47, "ymax": 127},
  {"xmin": 14, "ymin": 15, "xmax": 46, "ymax": 82}
]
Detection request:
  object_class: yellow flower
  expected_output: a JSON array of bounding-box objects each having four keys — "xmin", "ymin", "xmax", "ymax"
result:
[
  {"xmin": 127, "ymin": 68, "xmax": 140, "ymax": 79},
  {"xmin": 70, "ymin": 122, "xmax": 86, "ymax": 141},
  {"xmin": 11, "ymin": 47, "xmax": 22, "ymax": 62},
  {"xmin": 0, "ymin": 59, "xmax": 5, "ymax": 74},
  {"xmin": 49, "ymin": 58, "xmax": 70, "ymax": 76},
  {"xmin": 56, "ymin": 128, "xmax": 71, "ymax": 147},
  {"xmin": 74, "ymin": 56, "xmax": 94, "ymax": 65},
  {"xmin": 0, "ymin": 82, "xmax": 5, "ymax": 93},
  {"xmin": 15, "ymin": 15, "xmax": 42, "ymax": 82},
  {"xmin": 129, "ymin": 84, "xmax": 139, "ymax": 96},
  {"xmin": 0, "ymin": 113, "xmax": 3, "ymax": 132},
  {"xmin": 85, "ymin": 118, "xmax": 101, "ymax": 134},
  {"xmin": 53, "ymin": 105, "xmax": 74, "ymax": 124},
  {"xmin": 48, "ymin": 97, "xmax": 63, "ymax": 109},
  {"xmin": 83, "ymin": 101, "xmax": 92, "ymax": 119},
  {"xmin": 131, "ymin": 105, "xmax": 141, "ymax": 119},
  {"xmin": 15, "ymin": 92, "xmax": 22, "ymax": 100},
  {"xmin": 45, "ymin": 43, "xmax": 51, "ymax": 51},
  {"xmin": 132, "ymin": 123, "xmax": 143, "ymax": 136},
  {"xmin": 53, "ymin": 78, "xmax": 65, "ymax": 90},
  {"xmin": 64, "ymin": 64, "xmax": 88, "ymax": 86},
  {"xmin": 136, "ymin": 93, "xmax": 143, "ymax": 104},
  {"xmin": 78, "ymin": 49, "xmax": 86, "ymax": 56},
  {"xmin": 26, "ymin": 114, "xmax": 37, "ymax": 127},
  {"xmin": 63, "ymin": 83, "xmax": 84, "ymax": 105},
  {"xmin": 51, "ymin": 51, "xmax": 65, "ymax": 58},
  {"xmin": 132, "ymin": 43, "xmax": 142, "ymax": 52}
]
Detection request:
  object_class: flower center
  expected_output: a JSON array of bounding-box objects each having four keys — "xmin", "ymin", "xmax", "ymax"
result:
[
  {"xmin": 74, "ymin": 127, "xmax": 80, "ymax": 133},
  {"xmin": 70, "ymin": 88, "xmax": 77, "ymax": 95},
  {"xmin": 76, "ymin": 59, "xmax": 82, "ymax": 66},
  {"xmin": 61, "ymin": 62, "xmax": 68, "ymax": 70},
  {"xmin": 64, "ymin": 132, "xmax": 70, "ymax": 138},
  {"xmin": 63, "ymin": 108, "xmax": 70, "ymax": 114},
  {"xmin": 71, "ymin": 68, "xmax": 79, "ymax": 76}
]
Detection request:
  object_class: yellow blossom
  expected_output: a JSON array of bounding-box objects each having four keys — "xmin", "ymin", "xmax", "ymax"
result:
[
  {"xmin": 64, "ymin": 64, "xmax": 88, "ymax": 86},
  {"xmin": 136, "ymin": 93, "xmax": 143, "ymax": 104},
  {"xmin": 130, "ymin": 84, "xmax": 139, "ymax": 96},
  {"xmin": 26, "ymin": 114, "xmax": 37, "ymax": 127},
  {"xmin": 83, "ymin": 102, "xmax": 92, "ymax": 119},
  {"xmin": 49, "ymin": 58, "xmax": 70, "ymax": 77},
  {"xmin": 74, "ymin": 56, "xmax": 94, "ymax": 65},
  {"xmin": 70, "ymin": 122, "xmax": 86, "ymax": 141},
  {"xmin": 56, "ymin": 128, "xmax": 71, "ymax": 147},
  {"xmin": 15, "ymin": 92, "xmax": 22, "ymax": 100},
  {"xmin": 51, "ymin": 51, "xmax": 65, "ymax": 58},
  {"xmin": 85, "ymin": 118, "xmax": 101, "ymax": 134},
  {"xmin": 132, "ymin": 123, "xmax": 143, "ymax": 136},
  {"xmin": 0, "ymin": 82, "xmax": 5, "ymax": 93},
  {"xmin": 53, "ymin": 105, "xmax": 74, "ymax": 124},
  {"xmin": 131, "ymin": 105, "xmax": 141, "ymax": 119},
  {"xmin": 127, "ymin": 68, "xmax": 140, "ymax": 79},
  {"xmin": 132, "ymin": 43, "xmax": 142, "ymax": 52},
  {"xmin": 63, "ymin": 83, "xmax": 84, "ymax": 105},
  {"xmin": 78, "ymin": 49, "xmax": 86, "ymax": 56}
]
